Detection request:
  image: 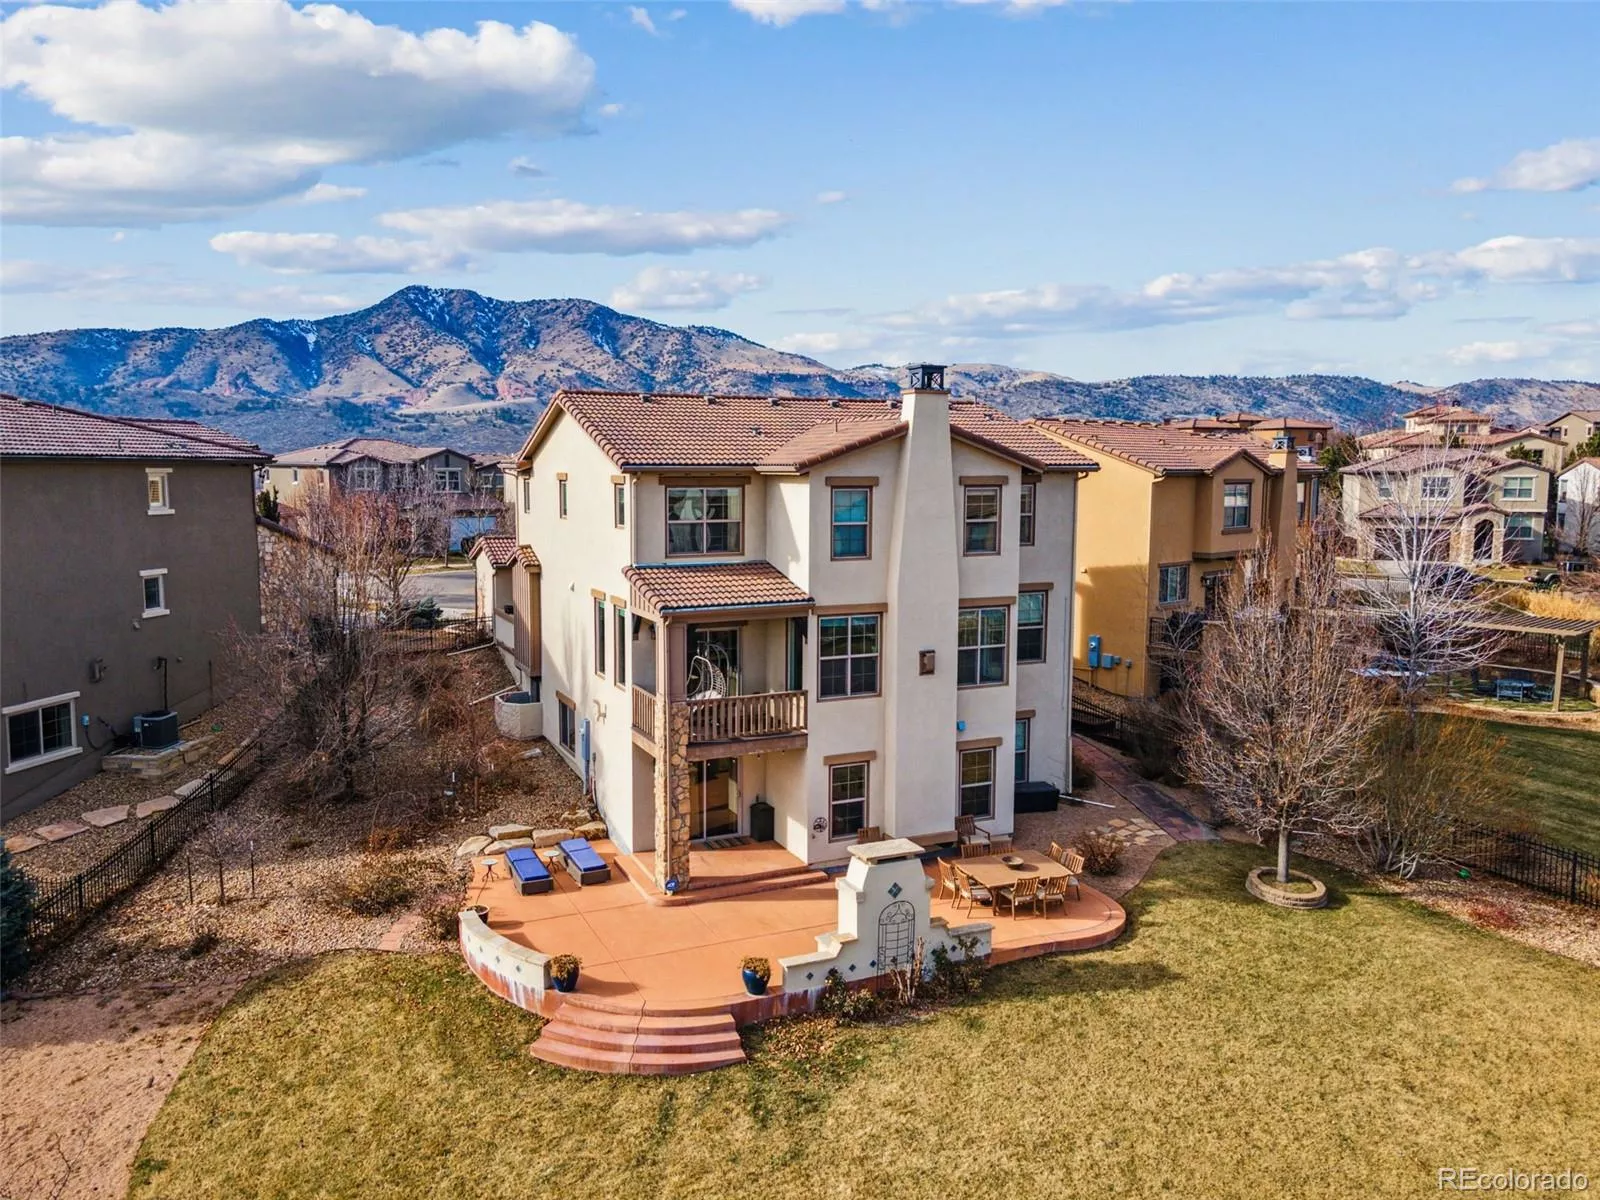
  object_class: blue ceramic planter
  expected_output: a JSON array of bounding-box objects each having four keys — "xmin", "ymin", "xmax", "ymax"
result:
[{"xmin": 742, "ymin": 968, "xmax": 768, "ymax": 996}]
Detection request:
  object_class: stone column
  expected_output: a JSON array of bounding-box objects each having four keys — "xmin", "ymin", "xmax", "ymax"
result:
[{"xmin": 652, "ymin": 617, "xmax": 692, "ymax": 890}]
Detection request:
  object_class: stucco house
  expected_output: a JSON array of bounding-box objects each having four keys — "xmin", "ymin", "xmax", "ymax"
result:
[
  {"xmin": 502, "ymin": 366, "xmax": 1095, "ymax": 889},
  {"xmin": 1545, "ymin": 410, "xmax": 1600, "ymax": 462},
  {"xmin": 1163, "ymin": 413, "xmax": 1335, "ymax": 460},
  {"xmin": 1027, "ymin": 419, "xmax": 1310, "ymax": 698},
  {"xmin": 264, "ymin": 436, "xmax": 508, "ymax": 549},
  {"xmin": 1556, "ymin": 458, "xmax": 1600, "ymax": 554},
  {"xmin": 0, "ymin": 395, "xmax": 267, "ymax": 818},
  {"xmin": 1359, "ymin": 405, "xmax": 1564, "ymax": 467},
  {"xmin": 1340, "ymin": 448, "xmax": 1552, "ymax": 565}
]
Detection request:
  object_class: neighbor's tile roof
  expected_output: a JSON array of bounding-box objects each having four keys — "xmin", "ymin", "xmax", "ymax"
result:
[
  {"xmin": 518, "ymin": 391, "xmax": 1096, "ymax": 474},
  {"xmin": 1030, "ymin": 418, "xmax": 1284, "ymax": 476},
  {"xmin": 1340, "ymin": 447, "xmax": 1549, "ymax": 476},
  {"xmin": 1249, "ymin": 415, "xmax": 1336, "ymax": 431},
  {"xmin": 1356, "ymin": 500, "xmax": 1502, "ymax": 522},
  {"xmin": 469, "ymin": 534, "xmax": 519, "ymax": 568},
  {"xmin": 1400, "ymin": 403, "xmax": 1492, "ymax": 422},
  {"xmin": 272, "ymin": 437, "xmax": 448, "ymax": 467},
  {"xmin": 0, "ymin": 394, "xmax": 267, "ymax": 463},
  {"xmin": 624, "ymin": 561, "xmax": 813, "ymax": 615}
]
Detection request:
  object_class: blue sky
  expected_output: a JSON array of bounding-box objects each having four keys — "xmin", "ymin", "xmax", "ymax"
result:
[{"xmin": 2, "ymin": 0, "xmax": 1597, "ymax": 383}]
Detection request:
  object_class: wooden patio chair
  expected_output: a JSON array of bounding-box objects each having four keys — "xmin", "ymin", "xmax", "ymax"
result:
[
  {"xmin": 1036, "ymin": 874, "xmax": 1073, "ymax": 914},
  {"xmin": 1061, "ymin": 850, "xmax": 1085, "ymax": 900},
  {"xmin": 1048, "ymin": 841, "xmax": 1069, "ymax": 865},
  {"xmin": 994, "ymin": 873, "xmax": 1041, "ymax": 919},
  {"xmin": 856, "ymin": 825, "xmax": 885, "ymax": 845},
  {"xmin": 987, "ymin": 834, "xmax": 1015, "ymax": 857},
  {"xmin": 955, "ymin": 865, "xmax": 992, "ymax": 914},
  {"xmin": 960, "ymin": 841, "xmax": 990, "ymax": 860},
  {"xmin": 955, "ymin": 813, "xmax": 991, "ymax": 849},
  {"xmin": 935, "ymin": 857, "xmax": 962, "ymax": 905}
]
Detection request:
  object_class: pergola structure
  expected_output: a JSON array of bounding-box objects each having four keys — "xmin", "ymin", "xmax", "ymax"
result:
[{"xmin": 1466, "ymin": 611, "xmax": 1598, "ymax": 710}]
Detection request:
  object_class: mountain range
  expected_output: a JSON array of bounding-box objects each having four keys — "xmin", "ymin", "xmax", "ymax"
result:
[{"xmin": 2, "ymin": 285, "xmax": 1595, "ymax": 453}]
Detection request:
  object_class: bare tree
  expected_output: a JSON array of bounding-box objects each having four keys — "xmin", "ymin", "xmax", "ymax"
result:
[
  {"xmin": 1557, "ymin": 466, "xmax": 1600, "ymax": 559},
  {"xmin": 1180, "ymin": 537, "xmax": 1381, "ymax": 884},
  {"xmin": 1339, "ymin": 446, "xmax": 1503, "ymax": 716},
  {"xmin": 233, "ymin": 489, "xmax": 431, "ymax": 804}
]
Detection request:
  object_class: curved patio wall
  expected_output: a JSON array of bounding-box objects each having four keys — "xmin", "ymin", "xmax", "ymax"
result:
[{"xmin": 459, "ymin": 909, "xmax": 551, "ymax": 1013}]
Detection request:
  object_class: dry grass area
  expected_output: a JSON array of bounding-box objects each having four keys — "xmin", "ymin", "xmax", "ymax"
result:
[
  {"xmin": 21, "ymin": 651, "xmax": 584, "ymax": 994},
  {"xmin": 1499, "ymin": 577, "xmax": 1600, "ymax": 658},
  {"xmin": 1012, "ymin": 772, "xmax": 1172, "ymax": 898},
  {"xmin": 127, "ymin": 844, "xmax": 1599, "ymax": 1200}
]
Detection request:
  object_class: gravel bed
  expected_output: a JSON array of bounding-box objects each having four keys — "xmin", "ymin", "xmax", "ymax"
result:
[{"xmin": 1012, "ymin": 775, "xmax": 1174, "ymax": 899}]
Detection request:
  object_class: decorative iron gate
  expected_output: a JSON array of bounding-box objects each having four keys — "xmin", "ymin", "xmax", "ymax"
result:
[{"xmin": 877, "ymin": 899, "xmax": 916, "ymax": 970}]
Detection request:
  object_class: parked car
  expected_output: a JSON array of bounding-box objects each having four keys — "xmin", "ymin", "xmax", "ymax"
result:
[{"xmin": 1523, "ymin": 568, "xmax": 1561, "ymax": 591}]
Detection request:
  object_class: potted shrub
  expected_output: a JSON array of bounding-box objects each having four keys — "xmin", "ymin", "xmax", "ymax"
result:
[
  {"xmin": 549, "ymin": 954, "xmax": 581, "ymax": 993},
  {"xmin": 740, "ymin": 956, "xmax": 771, "ymax": 996}
]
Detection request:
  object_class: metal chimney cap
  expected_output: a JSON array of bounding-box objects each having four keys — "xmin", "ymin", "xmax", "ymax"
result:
[{"xmin": 905, "ymin": 363, "xmax": 947, "ymax": 391}]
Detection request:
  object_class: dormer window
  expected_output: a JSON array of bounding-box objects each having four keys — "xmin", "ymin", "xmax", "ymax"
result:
[{"xmin": 146, "ymin": 468, "xmax": 172, "ymax": 514}]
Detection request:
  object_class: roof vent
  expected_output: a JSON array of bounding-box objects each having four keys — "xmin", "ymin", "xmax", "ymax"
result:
[
  {"xmin": 1273, "ymin": 434, "xmax": 1295, "ymax": 450},
  {"xmin": 638, "ymin": 393, "xmax": 652, "ymax": 404},
  {"xmin": 828, "ymin": 398, "xmax": 841, "ymax": 408},
  {"xmin": 906, "ymin": 363, "xmax": 947, "ymax": 390},
  {"xmin": 751, "ymin": 425, "xmax": 764, "ymax": 437},
  {"xmin": 770, "ymin": 396, "xmax": 782, "ymax": 406},
  {"xmin": 706, "ymin": 395, "xmax": 719, "ymax": 405}
]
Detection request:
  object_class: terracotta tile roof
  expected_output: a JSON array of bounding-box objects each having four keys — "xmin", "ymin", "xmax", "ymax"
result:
[
  {"xmin": 0, "ymin": 394, "xmax": 267, "ymax": 463},
  {"xmin": 272, "ymin": 437, "xmax": 448, "ymax": 467},
  {"xmin": 1341, "ymin": 447, "xmax": 1548, "ymax": 476},
  {"xmin": 1357, "ymin": 501, "xmax": 1502, "ymax": 522},
  {"xmin": 1030, "ymin": 418, "xmax": 1284, "ymax": 476},
  {"xmin": 517, "ymin": 390, "xmax": 1096, "ymax": 474},
  {"xmin": 1400, "ymin": 403, "xmax": 1491, "ymax": 422},
  {"xmin": 469, "ymin": 534, "xmax": 519, "ymax": 568},
  {"xmin": 1249, "ymin": 415, "xmax": 1336, "ymax": 431},
  {"xmin": 1163, "ymin": 417, "xmax": 1239, "ymax": 432},
  {"xmin": 516, "ymin": 544, "xmax": 540, "ymax": 569},
  {"xmin": 624, "ymin": 561, "xmax": 812, "ymax": 615},
  {"xmin": 1559, "ymin": 457, "xmax": 1600, "ymax": 474}
]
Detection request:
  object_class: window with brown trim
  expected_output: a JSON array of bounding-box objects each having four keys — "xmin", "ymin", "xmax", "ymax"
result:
[
  {"xmin": 819, "ymin": 614, "xmax": 879, "ymax": 699},
  {"xmin": 1018, "ymin": 482, "xmax": 1036, "ymax": 546},
  {"xmin": 1017, "ymin": 590, "xmax": 1046, "ymax": 663},
  {"xmin": 614, "ymin": 482, "xmax": 627, "ymax": 527},
  {"xmin": 828, "ymin": 761, "xmax": 869, "ymax": 840},
  {"xmin": 594, "ymin": 598, "xmax": 607, "ymax": 676},
  {"xmin": 957, "ymin": 606, "xmax": 1007, "ymax": 686},
  {"xmin": 1014, "ymin": 718, "xmax": 1031, "ymax": 784},
  {"xmin": 1222, "ymin": 480, "xmax": 1252, "ymax": 530},
  {"xmin": 666, "ymin": 486, "xmax": 743, "ymax": 555},
  {"xmin": 614, "ymin": 607, "xmax": 628, "ymax": 687},
  {"xmin": 959, "ymin": 748, "xmax": 995, "ymax": 819},
  {"xmin": 963, "ymin": 486, "xmax": 1000, "ymax": 555},
  {"xmin": 558, "ymin": 696, "xmax": 576, "ymax": 752},
  {"xmin": 558, "ymin": 478, "xmax": 569, "ymax": 519},
  {"xmin": 830, "ymin": 486, "xmax": 871, "ymax": 559}
]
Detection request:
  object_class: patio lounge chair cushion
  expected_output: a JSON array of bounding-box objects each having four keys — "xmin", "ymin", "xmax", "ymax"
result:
[
  {"xmin": 505, "ymin": 847, "xmax": 553, "ymax": 895},
  {"xmin": 557, "ymin": 837, "xmax": 611, "ymax": 885}
]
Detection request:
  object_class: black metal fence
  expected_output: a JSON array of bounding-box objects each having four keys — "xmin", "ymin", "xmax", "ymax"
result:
[
  {"xmin": 1445, "ymin": 824, "xmax": 1600, "ymax": 908},
  {"xmin": 387, "ymin": 614, "xmax": 494, "ymax": 655},
  {"xmin": 24, "ymin": 739, "xmax": 263, "ymax": 954}
]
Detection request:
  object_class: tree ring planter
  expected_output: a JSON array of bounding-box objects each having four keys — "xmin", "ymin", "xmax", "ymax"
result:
[{"xmin": 1246, "ymin": 867, "xmax": 1328, "ymax": 909}]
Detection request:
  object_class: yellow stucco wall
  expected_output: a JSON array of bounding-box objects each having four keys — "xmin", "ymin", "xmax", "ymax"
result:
[{"xmin": 1069, "ymin": 450, "xmax": 1155, "ymax": 698}]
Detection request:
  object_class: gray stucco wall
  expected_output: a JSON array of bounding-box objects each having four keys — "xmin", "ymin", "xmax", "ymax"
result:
[{"xmin": 1, "ymin": 459, "xmax": 262, "ymax": 817}]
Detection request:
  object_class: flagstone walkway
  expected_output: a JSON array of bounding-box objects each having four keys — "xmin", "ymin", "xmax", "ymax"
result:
[{"xmin": 1073, "ymin": 738, "xmax": 1218, "ymax": 843}]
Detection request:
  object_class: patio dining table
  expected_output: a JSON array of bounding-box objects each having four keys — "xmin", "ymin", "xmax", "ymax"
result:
[{"xmin": 958, "ymin": 849, "xmax": 1072, "ymax": 894}]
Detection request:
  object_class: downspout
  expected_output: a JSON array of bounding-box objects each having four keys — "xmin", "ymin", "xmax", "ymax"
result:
[{"xmin": 1064, "ymin": 469, "xmax": 1081, "ymax": 795}]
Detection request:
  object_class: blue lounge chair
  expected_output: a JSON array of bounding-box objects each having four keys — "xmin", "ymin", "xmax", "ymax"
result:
[
  {"xmin": 557, "ymin": 837, "xmax": 611, "ymax": 886},
  {"xmin": 505, "ymin": 847, "xmax": 553, "ymax": 895}
]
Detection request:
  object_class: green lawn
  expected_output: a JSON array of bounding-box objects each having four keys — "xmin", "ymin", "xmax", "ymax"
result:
[
  {"xmin": 1487, "ymin": 720, "xmax": 1600, "ymax": 857},
  {"xmin": 131, "ymin": 845, "xmax": 1600, "ymax": 1200}
]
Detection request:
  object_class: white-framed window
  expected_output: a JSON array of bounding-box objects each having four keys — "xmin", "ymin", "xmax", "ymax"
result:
[
  {"xmin": 558, "ymin": 478, "xmax": 569, "ymax": 518},
  {"xmin": 1222, "ymin": 481, "xmax": 1252, "ymax": 530},
  {"xmin": 1505, "ymin": 514, "xmax": 1536, "ymax": 541},
  {"xmin": 594, "ymin": 597, "xmax": 607, "ymax": 677},
  {"xmin": 1502, "ymin": 475, "xmax": 1535, "ymax": 501},
  {"xmin": 959, "ymin": 747, "xmax": 995, "ymax": 819},
  {"xmin": 4, "ymin": 692, "xmax": 81, "ymax": 774},
  {"xmin": 830, "ymin": 487, "xmax": 871, "ymax": 560},
  {"xmin": 140, "ymin": 568, "xmax": 169, "ymax": 617},
  {"xmin": 614, "ymin": 483, "xmax": 627, "ymax": 528},
  {"xmin": 1158, "ymin": 563, "xmax": 1190, "ymax": 606},
  {"xmin": 1018, "ymin": 482, "xmax": 1036, "ymax": 546},
  {"xmin": 146, "ymin": 468, "xmax": 172, "ymax": 514},
  {"xmin": 558, "ymin": 696, "xmax": 576, "ymax": 752},
  {"xmin": 614, "ymin": 607, "xmax": 628, "ymax": 688},
  {"xmin": 349, "ymin": 463, "xmax": 380, "ymax": 490},
  {"xmin": 434, "ymin": 467, "xmax": 463, "ymax": 493},
  {"xmin": 828, "ymin": 761, "xmax": 869, "ymax": 841},
  {"xmin": 1014, "ymin": 718, "xmax": 1030, "ymax": 784},
  {"xmin": 1421, "ymin": 475, "xmax": 1452, "ymax": 501},
  {"xmin": 818, "ymin": 614, "xmax": 880, "ymax": 699},
  {"xmin": 522, "ymin": 477, "xmax": 531, "ymax": 514},
  {"xmin": 291, "ymin": 468, "xmax": 300, "ymax": 485},
  {"xmin": 1376, "ymin": 475, "xmax": 1395, "ymax": 500},
  {"xmin": 963, "ymin": 486, "xmax": 1000, "ymax": 555},
  {"xmin": 1017, "ymin": 591, "xmax": 1047, "ymax": 663},
  {"xmin": 957, "ymin": 606, "xmax": 1008, "ymax": 687},
  {"xmin": 666, "ymin": 487, "xmax": 743, "ymax": 555}
]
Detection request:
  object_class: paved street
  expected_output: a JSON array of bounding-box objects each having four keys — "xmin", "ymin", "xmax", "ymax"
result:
[{"xmin": 403, "ymin": 568, "xmax": 475, "ymax": 616}]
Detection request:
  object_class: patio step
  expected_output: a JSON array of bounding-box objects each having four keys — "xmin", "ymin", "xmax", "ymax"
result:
[
  {"xmin": 664, "ymin": 866, "xmax": 829, "ymax": 906},
  {"xmin": 531, "ymin": 1004, "xmax": 746, "ymax": 1075}
]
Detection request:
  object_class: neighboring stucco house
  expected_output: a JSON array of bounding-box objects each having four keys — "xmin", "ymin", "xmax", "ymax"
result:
[
  {"xmin": 1556, "ymin": 458, "xmax": 1600, "ymax": 554},
  {"xmin": 1164, "ymin": 413, "xmax": 1335, "ymax": 460},
  {"xmin": 1340, "ymin": 448, "xmax": 1552, "ymax": 565},
  {"xmin": 505, "ymin": 366, "xmax": 1095, "ymax": 889},
  {"xmin": 264, "ymin": 436, "xmax": 509, "ymax": 550},
  {"xmin": 1545, "ymin": 410, "xmax": 1600, "ymax": 463},
  {"xmin": 0, "ymin": 396, "xmax": 267, "ymax": 818},
  {"xmin": 1028, "ymin": 419, "xmax": 1309, "ymax": 699},
  {"xmin": 1358, "ymin": 404, "xmax": 1564, "ymax": 466}
]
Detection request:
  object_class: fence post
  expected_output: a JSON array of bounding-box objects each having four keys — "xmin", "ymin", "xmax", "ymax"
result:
[{"xmin": 1572, "ymin": 850, "xmax": 1581, "ymax": 905}]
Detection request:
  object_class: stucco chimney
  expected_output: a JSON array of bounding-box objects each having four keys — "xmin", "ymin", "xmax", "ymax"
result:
[{"xmin": 881, "ymin": 363, "xmax": 959, "ymax": 838}]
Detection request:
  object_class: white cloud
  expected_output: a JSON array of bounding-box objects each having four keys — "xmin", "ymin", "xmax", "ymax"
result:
[
  {"xmin": 598, "ymin": 102, "xmax": 625, "ymax": 118},
  {"xmin": 1445, "ymin": 340, "xmax": 1551, "ymax": 366},
  {"xmin": 627, "ymin": 6, "xmax": 658, "ymax": 35},
  {"xmin": 873, "ymin": 235, "xmax": 1600, "ymax": 341},
  {"xmin": 508, "ymin": 156, "xmax": 548, "ymax": 178},
  {"xmin": 376, "ymin": 198, "xmax": 791, "ymax": 255},
  {"xmin": 1453, "ymin": 138, "xmax": 1600, "ymax": 194},
  {"xmin": 209, "ymin": 231, "xmax": 472, "ymax": 275},
  {"xmin": 732, "ymin": 0, "xmax": 847, "ymax": 25},
  {"xmin": 0, "ymin": 0, "xmax": 595, "ymax": 225},
  {"xmin": 815, "ymin": 190, "xmax": 849, "ymax": 205},
  {"xmin": 773, "ymin": 330, "xmax": 885, "ymax": 358},
  {"xmin": 610, "ymin": 267, "xmax": 766, "ymax": 311},
  {"xmin": 0, "ymin": 257, "xmax": 360, "ymax": 315},
  {"xmin": 298, "ymin": 182, "xmax": 367, "ymax": 204}
]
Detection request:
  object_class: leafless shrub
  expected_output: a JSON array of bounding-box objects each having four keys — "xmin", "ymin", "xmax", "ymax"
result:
[
  {"xmin": 1074, "ymin": 829, "xmax": 1125, "ymax": 876},
  {"xmin": 321, "ymin": 856, "xmax": 418, "ymax": 916}
]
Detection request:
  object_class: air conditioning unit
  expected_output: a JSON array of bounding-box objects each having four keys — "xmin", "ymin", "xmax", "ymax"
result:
[{"xmin": 132, "ymin": 710, "xmax": 180, "ymax": 750}]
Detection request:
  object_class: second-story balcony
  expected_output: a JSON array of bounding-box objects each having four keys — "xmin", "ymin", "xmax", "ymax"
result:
[
  {"xmin": 632, "ymin": 685, "xmax": 808, "ymax": 758},
  {"xmin": 1149, "ymin": 611, "xmax": 1212, "ymax": 657}
]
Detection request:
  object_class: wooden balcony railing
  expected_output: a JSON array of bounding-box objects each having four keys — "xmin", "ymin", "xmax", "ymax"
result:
[
  {"xmin": 685, "ymin": 690, "xmax": 807, "ymax": 745},
  {"xmin": 631, "ymin": 685, "xmax": 658, "ymax": 738}
]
